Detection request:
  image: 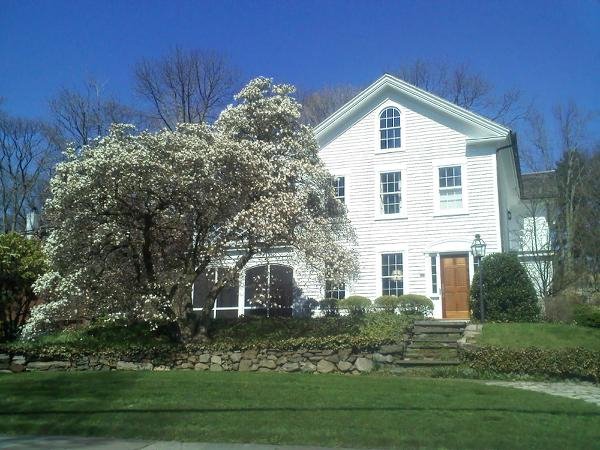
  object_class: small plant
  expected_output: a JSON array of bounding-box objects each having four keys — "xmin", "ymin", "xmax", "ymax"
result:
[
  {"xmin": 398, "ymin": 294, "xmax": 433, "ymax": 317},
  {"xmin": 338, "ymin": 296, "xmax": 371, "ymax": 316},
  {"xmin": 470, "ymin": 253, "xmax": 540, "ymax": 322},
  {"xmin": 374, "ymin": 295, "xmax": 401, "ymax": 313},
  {"xmin": 319, "ymin": 298, "xmax": 340, "ymax": 317}
]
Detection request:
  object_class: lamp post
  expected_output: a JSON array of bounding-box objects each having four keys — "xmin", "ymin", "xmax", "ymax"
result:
[{"xmin": 471, "ymin": 234, "xmax": 487, "ymax": 323}]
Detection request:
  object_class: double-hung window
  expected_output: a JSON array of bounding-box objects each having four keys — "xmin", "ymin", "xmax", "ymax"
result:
[
  {"xmin": 324, "ymin": 280, "xmax": 345, "ymax": 300},
  {"xmin": 333, "ymin": 176, "xmax": 345, "ymax": 203},
  {"xmin": 381, "ymin": 253, "xmax": 404, "ymax": 296},
  {"xmin": 380, "ymin": 107, "xmax": 401, "ymax": 149},
  {"xmin": 438, "ymin": 166, "xmax": 463, "ymax": 209},
  {"xmin": 380, "ymin": 171, "xmax": 402, "ymax": 215}
]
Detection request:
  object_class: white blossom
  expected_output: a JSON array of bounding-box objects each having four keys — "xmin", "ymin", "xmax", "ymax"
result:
[{"xmin": 24, "ymin": 78, "xmax": 357, "ymax": 339}]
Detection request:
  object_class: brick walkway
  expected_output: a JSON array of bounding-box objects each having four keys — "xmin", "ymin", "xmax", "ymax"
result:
[{"xmin": 485, "ymin": 381, "xmax": 600, "ymax": 406}]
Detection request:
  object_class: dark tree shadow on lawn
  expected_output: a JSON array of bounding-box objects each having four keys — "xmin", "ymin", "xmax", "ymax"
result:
[{"xmin": 1, "ymin": 405, "xmax": 598, "ymax": 418}]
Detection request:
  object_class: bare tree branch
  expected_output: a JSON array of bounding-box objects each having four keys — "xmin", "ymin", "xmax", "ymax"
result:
[
  {"xmin": 0, "ymin": 112, "xmax": 57, "ymax": 233},
  {"xmin": 134, "ymin": 47, "xmax": 239, "ymax": 129},
  {"xmin": 49, "ymin": 78, "xmax": 141, "ymax": 148},
  {"xmin": 298, "ymin": 85, "xmax": 360, "ymax": 126}
]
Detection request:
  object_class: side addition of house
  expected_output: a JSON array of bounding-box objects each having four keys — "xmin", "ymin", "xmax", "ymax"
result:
[{"xmin": 194, "ymin": 74, "xmax": 542, "ymax": 320}]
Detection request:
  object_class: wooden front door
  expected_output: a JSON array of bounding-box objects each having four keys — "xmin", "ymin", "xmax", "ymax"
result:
[{"xmin": 441, "ymin": 255, "xmax": 470, "ymax": 319}]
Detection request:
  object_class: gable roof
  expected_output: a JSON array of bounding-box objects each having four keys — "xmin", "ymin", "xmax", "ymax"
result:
[
  {"xmin": 314, "ymin": 73, "xmax": 511, "ymax": 144},
  {"xmin": 313, "ymin": 73, "xmax": 523, "ymax": 197}
]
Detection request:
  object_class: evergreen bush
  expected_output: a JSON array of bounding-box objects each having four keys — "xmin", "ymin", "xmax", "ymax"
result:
[{"xmin": 470, "ymin": 253, "xmax": 540, "ymax": 322}]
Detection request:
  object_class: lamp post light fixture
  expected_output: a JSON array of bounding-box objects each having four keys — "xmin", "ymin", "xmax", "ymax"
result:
[{"xmin": 471, "ymin": 234, "xmax": 487, "ymax": 323}]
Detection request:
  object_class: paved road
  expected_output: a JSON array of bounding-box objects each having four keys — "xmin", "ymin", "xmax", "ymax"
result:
[
  {"xmin": 485, "ymin": 380, "xmax": 600, "ymax": 406},
  {"xmin": 0, "ymin": 435, "xmax": 360, "ymax": 450}
]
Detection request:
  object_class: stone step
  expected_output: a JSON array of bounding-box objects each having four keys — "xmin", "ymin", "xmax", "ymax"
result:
[
  {"xmin": 409, "ymin": 342, "xmax": 458, "ymax": 349},
  {"xmin": 413, "ymin": 320, "xmax": 468, "ymax": 327},
  {"xmin": 393, "ymin": 360, "xmax": 461, "ymax": 367},
  {"xmin": 411, "ymin": 339, "xmax": 461, "ymax": 345},
  {"xmin": 404, "ymin": 347, "xmax": 458, "ymax": 356},
  {"xmin": 412, "ymin": 333, "xmax": 462, "ymax": 341},
  {"xmin": 404, "ymin": 351, "xmax": 458, "ymax": 361},
  {"xmin": 413, "ymin": 327, "xmax": 467, "ymax": 334}
]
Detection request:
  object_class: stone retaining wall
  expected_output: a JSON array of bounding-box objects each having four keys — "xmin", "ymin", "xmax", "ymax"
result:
[{"xmin": 0, "ymin": 344, "xmax": 406, "ymax": 375}]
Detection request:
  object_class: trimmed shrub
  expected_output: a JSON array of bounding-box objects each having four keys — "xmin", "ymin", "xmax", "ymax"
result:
[
  {"xmin": 398, "ymin": 294, "xmax": 434, "ymax": 318},
  {"xmin": 573, "ymin": 304, "xmax": 600, "ymax": 328},
  {"xmin": 319, "ymin": 298, "xmax": 340, "ymax": 317},
  {"xmin": 374, "ymin": 295, "xmax": 401, "ymax": 313},
  {"xmin": 460, "ymin": 345, "xmax": 600, "ymax": 382},
  {"xmin": 338, "ymin": 296, "xmax": 372, "ymax": 316},
  {"xmin": 470, "ymin": 253, "xmax": 540, "ymax": 322}
]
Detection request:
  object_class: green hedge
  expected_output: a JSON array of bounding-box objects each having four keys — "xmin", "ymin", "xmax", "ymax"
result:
[
  {"xmin": 1, "ymin": 313, "xmax": 411, "ymax": 359},
  {"xmin": 573, "ymin": 304, "xmax": 600, "ymax": 328},
  {"xmin": 460, "ymin": 345, "xmax": 600, "ymax": 382}
]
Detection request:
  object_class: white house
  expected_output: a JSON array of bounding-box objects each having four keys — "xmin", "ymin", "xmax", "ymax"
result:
[{"xmin": 193, "ymin": 74, "xmax": 549, "ymax": 320}]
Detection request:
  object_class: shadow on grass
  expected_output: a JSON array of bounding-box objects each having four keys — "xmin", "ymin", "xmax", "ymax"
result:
[{"xmin": 1, "ymin": 406, "xmax": 598, "ymax": 417}]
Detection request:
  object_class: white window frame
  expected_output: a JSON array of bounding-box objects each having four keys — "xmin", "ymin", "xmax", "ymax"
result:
[
  {"xmin": 379, "ymin": 107, "xmax": 402, "ymax": 150},
  {"xmin": 427, "ymin": 253, "xmax": 441, "ymax": 299},
  {"xmin": 191, "ymin": 268, "xmax": 241, "ymax": 318},
  {"xmin": 331, "ymin": 169, "xmax": 350, "ymax": 209},
  {"xmin": 375, "ymin": 164, "xmax": 407, "ymax": 220},
  {"xmin": 324, "ymin": 279, "xmax": 346, "ymax": 300},
  {"xmin": 375, "ymin": 245, "xmax": 409, "ymax": 297},
  {"xmin": 374, "ymin": 102, "xmax": 405, "ymax": 154},
  {"xmin": 432, "ymin": 158, "xmax": 468, "ymax": 216}
]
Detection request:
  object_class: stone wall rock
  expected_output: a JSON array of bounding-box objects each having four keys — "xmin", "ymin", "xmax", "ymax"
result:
[{"xmin": 1, "ymin": 341, "xmax": 406, "ymax": 375}]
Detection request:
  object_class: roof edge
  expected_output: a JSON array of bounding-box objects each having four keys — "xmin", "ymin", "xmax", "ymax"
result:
[{"xmin": 314, "ymin": 73, "xmax": 511, "ymax": 139}]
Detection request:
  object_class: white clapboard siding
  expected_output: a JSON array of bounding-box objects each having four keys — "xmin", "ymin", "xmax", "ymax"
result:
[{"xmin": 318, "ymin": 97, "xmax": 502, "ymax": 307}]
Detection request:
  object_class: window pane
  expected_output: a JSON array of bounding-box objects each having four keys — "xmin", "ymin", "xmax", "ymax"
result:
[
  {"xmin": 192, "ymin": 269, "xmax": 215, "ymax": 310},
  {"xmin": 269, "ymin": 265, "xmax": 294, "ymax": 312},
  {"xmin": 379, "ymin": 107, "xmax": 401, "ymax": 149},
  {"xmin": 244, "ymin": 265, "xmax": 268, "ymax": 307},
  {"xmin": 380, "ymin": 172, "xmax": 401, "ymax": 214},
  {"xmin": 381, "ymin": 252, "xmax": 404, "ymax": 296},
  {"xmin": 243, "ymin": 264, "xmax": 293, "ymax": 317},
  {"xmin": 215, "ymin": 309, "xmax": 238, "ymax": 319},
  {"xmin": 381, "ymin": 253, "xmax": 404, "ymax": 295},
  {"xmin": 440, "ymin": 187, "xmax": 463, "ymax": 209},
  {"xmin": 333, "ymin": 176, "xmax": 345, "ymax": 203},
  {"xmin": 325, "ymin": 280, "xmax": 345, "ymax": 300},
  {"xmin": 439, "ymin": 166, "xmax": 463, "ymax": 209}
]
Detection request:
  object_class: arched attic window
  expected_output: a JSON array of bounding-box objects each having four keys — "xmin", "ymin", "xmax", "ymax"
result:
[{"xmin": 379, "ymin": 107, "xmax": 401, "ymax": 149}]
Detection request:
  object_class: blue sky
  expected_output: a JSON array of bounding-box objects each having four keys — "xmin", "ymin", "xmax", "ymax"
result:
[{"xmin": 1, "ymin": 0, "xmax": 599, "ymax": 135}]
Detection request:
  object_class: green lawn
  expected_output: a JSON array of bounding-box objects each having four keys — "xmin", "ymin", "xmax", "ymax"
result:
[
  {"xmin": 0, "ymin": 372, "xmax": 598, "ymax": 449},
  {"xmin": 477, "ymin": 323, "xmax": 600, "ymax": 350}
]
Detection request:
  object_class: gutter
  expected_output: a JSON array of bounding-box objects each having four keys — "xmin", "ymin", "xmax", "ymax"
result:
[{"xmin": 496, "ymin": 131, "xmax": 523, "ymax": 198}]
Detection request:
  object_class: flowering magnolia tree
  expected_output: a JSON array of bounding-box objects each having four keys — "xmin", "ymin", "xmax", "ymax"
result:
[{"xmin": 24, "ymin": 78, "xmax": 357, "ymax": 339}]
